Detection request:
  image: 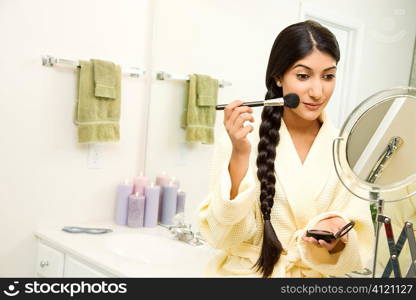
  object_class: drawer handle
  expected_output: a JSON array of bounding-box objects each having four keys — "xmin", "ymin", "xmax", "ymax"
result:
[{"xmin": 40, "ymin": 260, "xmax": 49, "ymax": 268}]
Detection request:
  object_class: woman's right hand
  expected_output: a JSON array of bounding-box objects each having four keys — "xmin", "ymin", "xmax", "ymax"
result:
[{"xmin": 223, "ymin": 100, "xmax": 255, "ymax": 156}]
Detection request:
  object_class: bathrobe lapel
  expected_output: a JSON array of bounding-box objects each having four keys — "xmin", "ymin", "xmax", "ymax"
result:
[{"xmin": 275, "ymin": 111, "xmax": 337, "ymax": 229}]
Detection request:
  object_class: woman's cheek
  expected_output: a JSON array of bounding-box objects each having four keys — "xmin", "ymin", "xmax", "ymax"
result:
[{"xmin": 325, "ymin": 80, "xmax": 336, "ymax": 96}]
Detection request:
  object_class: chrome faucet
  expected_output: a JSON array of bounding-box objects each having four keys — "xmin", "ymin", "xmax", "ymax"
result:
[{"xmin": 159, "ymin": 213, "xmax": 205, "ymax": 246}]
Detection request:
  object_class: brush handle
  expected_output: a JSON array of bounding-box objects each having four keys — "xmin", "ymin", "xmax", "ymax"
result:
[{"xmin": 215, "ymin": 101, "xmax": 264, "ymax": 110}]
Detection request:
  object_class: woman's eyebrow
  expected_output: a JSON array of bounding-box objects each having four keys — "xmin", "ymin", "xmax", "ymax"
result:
[
  {"xmin": 292, "ymin": 64, "xmax": 337, "ymax": 71},
  {"xmin": 323, "ymin": 66, "xmax": 337, "ymax": 71},
  {"xmin": 292, "ymin": 64, "xmax": 311, "ymax": 70}
]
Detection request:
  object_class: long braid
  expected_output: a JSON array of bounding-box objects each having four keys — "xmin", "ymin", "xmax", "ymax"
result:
[{"xmin": 253, "ymin": 83, "xmax": 284, "ymax": 278}]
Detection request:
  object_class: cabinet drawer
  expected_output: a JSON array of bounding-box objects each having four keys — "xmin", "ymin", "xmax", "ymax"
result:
[
  {"xmin": 64, "ymin": 255, "xmax": 108, "ymax": 277},
  {"xmin": 36, "ymin": 242, "xmax": 64, "ymax": 277}
]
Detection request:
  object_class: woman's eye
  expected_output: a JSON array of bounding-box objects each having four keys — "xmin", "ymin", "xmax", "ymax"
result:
[
  {"xmin": 296, "ymin": 74, "xmax": 309, "ymax": 80},
  {"xmin": 323, "ymin": 74, "xmax": 336, "ymax": 80}
]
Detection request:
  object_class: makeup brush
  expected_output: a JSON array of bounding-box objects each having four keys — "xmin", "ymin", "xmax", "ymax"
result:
[{"xmin": 215, "ymin": 93, "xmax": 300, "ymax": 110}]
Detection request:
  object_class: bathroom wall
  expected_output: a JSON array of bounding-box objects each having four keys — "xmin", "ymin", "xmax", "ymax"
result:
[
  {"xmin": 0, "ymin": 0, "xmax": 154, "ymax": 276},
  {"xmin": 145, "ymin": 0, "xmax": 416, "ymax": 230}
]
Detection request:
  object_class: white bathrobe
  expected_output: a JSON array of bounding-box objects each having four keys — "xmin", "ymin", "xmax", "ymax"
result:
[{"xmin": 198, "ymin": 111, "xmax": 375, "ymax": 277}]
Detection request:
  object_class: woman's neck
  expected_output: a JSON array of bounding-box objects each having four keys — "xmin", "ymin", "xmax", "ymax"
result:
[{"xmin": 282, "ymin": 108, "xmax": 322, "ymax": 135}]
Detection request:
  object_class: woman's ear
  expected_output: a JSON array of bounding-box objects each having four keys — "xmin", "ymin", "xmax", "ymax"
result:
[{"xmin": 275, "ymin": 76, "xmax": 282, "ymax": 87}]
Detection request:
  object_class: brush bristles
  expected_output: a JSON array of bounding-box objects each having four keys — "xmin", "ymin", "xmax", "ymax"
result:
[{"xmin": 283, "ymin": 93, "xmax": 300, "ymax": 108}]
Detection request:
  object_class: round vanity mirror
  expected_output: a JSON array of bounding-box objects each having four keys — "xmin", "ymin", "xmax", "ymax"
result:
[
  {"xmin": 333, "ymin": 86, "xmax": 416, "ymax": 278},
  {"xmin": 333, "ymin": 86, "xmax": 416, "ymax": 203}
]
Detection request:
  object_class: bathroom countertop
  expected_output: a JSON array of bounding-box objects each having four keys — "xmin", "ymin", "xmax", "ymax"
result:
[
  {"xmin": 34, "ymin": 223, "xmax": 375, "ymax": 278},
  {"xmin": 34, "ymin": 222, "xmax": 220, "ymax": 277}
]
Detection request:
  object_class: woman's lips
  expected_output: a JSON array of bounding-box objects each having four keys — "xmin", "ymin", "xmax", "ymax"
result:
[{"xmin": 303, "ymin": 102, "xmax": 323, "ymax": 111}]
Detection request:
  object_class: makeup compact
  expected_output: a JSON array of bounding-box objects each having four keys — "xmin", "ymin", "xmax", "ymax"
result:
[{"xmin": 306, "ymin": 221, "xmax": 355, "ymax": 243}]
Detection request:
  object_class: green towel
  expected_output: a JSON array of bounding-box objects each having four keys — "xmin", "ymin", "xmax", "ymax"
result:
[
  {"xmin": 181, "ymin": 74, "xmax": 218, "ymax": 144},
  {"xmin": 74, "ymin": 60, "xmax": 121, "ymax": 143},
  {"xmin": 91, "ymin": 59, "xmax": 117, "ymax": 99},
  {"xmin": 195, "ymin": 74, "xmax": 219, "ymax": 106}
]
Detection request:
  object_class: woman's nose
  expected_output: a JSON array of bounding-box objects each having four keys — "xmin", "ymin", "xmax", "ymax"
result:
[{"xmin": 308, "ymin": 79, "xmax": 323, "ymax": 101}]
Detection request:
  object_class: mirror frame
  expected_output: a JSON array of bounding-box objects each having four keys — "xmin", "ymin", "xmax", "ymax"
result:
[{"xmin": 333, "ymin": 86, "xmax": 416, "ymax": 202}]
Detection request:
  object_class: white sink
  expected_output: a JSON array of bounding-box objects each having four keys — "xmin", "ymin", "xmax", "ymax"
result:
[
  {"xmin": 35, "ymin": 225, "xmax": 220, "ymax": 277},
  {"xmin": 103, "ymin": 232, "xmax": 217, "ymax": 273}
]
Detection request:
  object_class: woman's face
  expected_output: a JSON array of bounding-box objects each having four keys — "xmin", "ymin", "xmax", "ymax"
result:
[{"xmin": 277, "ymin": 48, "xmax": 337, "ymax": 121}]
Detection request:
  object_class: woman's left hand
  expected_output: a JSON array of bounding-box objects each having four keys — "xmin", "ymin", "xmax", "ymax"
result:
[{"xmin": 301, "ymin": 217, "xmax": 348, "ymax": 253}]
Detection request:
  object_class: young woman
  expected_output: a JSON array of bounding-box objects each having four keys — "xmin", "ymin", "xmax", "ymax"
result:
[{"xmin": 198, "ymin": 20, "xmax": 375, "ymax": 278}]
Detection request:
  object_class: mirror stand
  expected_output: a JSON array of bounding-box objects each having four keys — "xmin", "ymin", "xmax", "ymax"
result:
[
  {"xmin": 335, "ymin": 175, "xmax": 416, "ymax": 279},
  {"xmin": 378, "ymin": 216, "xmax": 416, "ymax": 278},
  {"xmin": 333, "ymin": 137, "xmax": 412, "ymax": 278},
  {"xmin": 334, "ymin": 137, "xmax": 416, "ymax": 278},
  {"xmin": 370, "ymin": 192, "xmax": 384, "ymax": 278}
]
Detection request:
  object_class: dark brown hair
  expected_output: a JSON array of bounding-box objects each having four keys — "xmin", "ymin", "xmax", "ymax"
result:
[{"xmin": 253, "ymin": 20, "xmax": 340, "ymax": 278}]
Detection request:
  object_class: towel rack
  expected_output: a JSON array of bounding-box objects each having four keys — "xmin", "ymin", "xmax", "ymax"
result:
[
  {"xmin": 156, "ymin": 71, "xmax": 231, "ymax": 88},
  {"xmin": 41, "ymin": 55, "xmax": 146, "ymax": 78}
]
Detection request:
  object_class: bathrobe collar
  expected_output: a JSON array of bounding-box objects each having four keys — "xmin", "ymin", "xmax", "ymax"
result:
[{"xmin": 275, "ymin": 110, "xmax": 338, "ymax": 229}]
